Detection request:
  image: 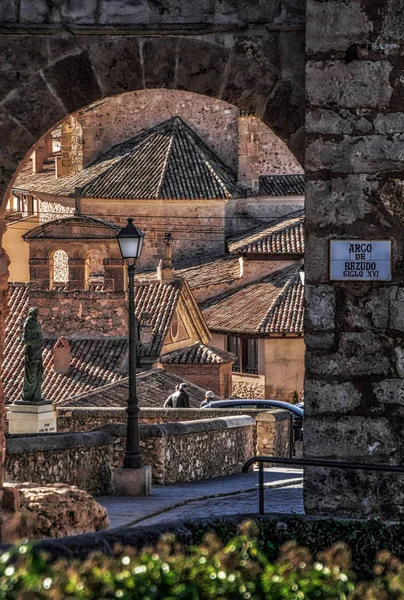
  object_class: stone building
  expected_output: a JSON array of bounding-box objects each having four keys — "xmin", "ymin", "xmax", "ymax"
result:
[{"xmin": 203, "ymin": 263, "xmax": 304, "ymax": 401}]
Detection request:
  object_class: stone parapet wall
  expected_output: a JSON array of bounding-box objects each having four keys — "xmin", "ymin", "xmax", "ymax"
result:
[
  {"xmin": 5, "ymin": 416, "xmax": 255, "ymax": 493},
  {"xmin": 256, "ymin": 410, "xmax": 291, "ymax": 458}
]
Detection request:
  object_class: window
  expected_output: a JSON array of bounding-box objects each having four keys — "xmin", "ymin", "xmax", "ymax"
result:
[
  {"xmin": 227, "ymin": 336, "xmax": 258, "ymax": 375},
  {"xmin": 51, "ymin": 249, "xmax": 69, "ymax": 289},
  {"xmin": 227, "ymin": 336, "xmax": 240, "ymax": 372}
]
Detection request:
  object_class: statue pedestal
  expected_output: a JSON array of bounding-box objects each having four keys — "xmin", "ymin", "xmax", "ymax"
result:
[{"xmin": 7, "ymin": 401, "xmax": 57, "ymax": 435}]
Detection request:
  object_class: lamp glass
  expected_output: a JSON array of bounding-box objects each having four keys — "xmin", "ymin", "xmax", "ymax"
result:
[
  {"xmin": 116, "ymin": 218, "xmax": 145, "ymax": 260},
  {"xmin": 298, "ymin": 265, "xmax": 305, "ymax": 286}
]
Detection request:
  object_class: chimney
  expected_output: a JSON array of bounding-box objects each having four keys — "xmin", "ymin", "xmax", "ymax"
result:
[
  {"xmin": 157, "ymin": 232, "xmax": 175, "ymax": 283},
  {"xmin": 53, "ymin": 336, "xmax": 71, "ymax": 374}
]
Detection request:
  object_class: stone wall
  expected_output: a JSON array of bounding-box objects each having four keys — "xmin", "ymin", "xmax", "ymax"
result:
[
  {"xmin": 304, "ymin": 0, "xmax": 404, "ymax": 518},
  {"xmin": 5, "ymin": 416, "xmax": 255, "ymax": 492},
  {"xmin": 31, "ymin": 290, "xmax": 127, "ymax": 337},
  {"xmin": 238, "ymin": 115, "xmax": 303, "ymax": 189},
  {"xmin": 232, "ymin": 375, "xmax": 266, "ymax": 399}
]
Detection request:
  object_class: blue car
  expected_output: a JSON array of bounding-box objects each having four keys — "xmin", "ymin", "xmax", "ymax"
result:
[{"xmin": 200, "ymin": 398, "xmax": 303, "ymax": 440}]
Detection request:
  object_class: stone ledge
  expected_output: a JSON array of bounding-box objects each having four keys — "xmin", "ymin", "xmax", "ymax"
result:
[
  {"xmin": 255, "ymin": 409, "xmax": 291, "ymax": 423},
  {"xmin": 6, "ymin": 430, "xmax": 111, "ymax": 453}
]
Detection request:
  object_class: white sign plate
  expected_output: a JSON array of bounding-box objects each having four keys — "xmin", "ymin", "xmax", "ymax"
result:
[{"xmin": 330, "ymin": 240, "xmax": 392, "ymax": 281}]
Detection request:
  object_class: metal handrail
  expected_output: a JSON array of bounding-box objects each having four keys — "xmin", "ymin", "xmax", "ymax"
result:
[{"xmin": 242, "ymin": 455, "xmax": 404, "ymax": 515}]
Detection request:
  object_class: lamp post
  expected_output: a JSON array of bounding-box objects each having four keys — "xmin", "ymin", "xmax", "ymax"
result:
[{"xmin": 114, "ymin": 218, "xmax": 151, "ymax": 495}]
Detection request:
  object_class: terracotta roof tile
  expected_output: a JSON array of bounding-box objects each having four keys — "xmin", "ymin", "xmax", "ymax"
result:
[
  {"xmin": 228, "ymin": 211, "xmax": 304, "ymax": 256},
  {"xmin": 58, "ymin": 369, "xmax": 215, "ymax": 408},
  {"xmin": 135, "ymin": 278, "xmax": 183, "ymax": 357},
  {"xmin": 161, "ymin": 341, "xmax": 236, "ymax": 365},
  {"xmin": 259, "ymin": 174, "xmax": 305, "ymax": 196},
  {"xmin": 202, "ymin": 263, "xmax": 304, "ymax": 336},
  {"xmin": 13, "ymin": 117, "xmax": 243, "ymax": 201},
  {"xmin": 4, "ymin": 276, "xmax": 207, "ymax": 403}
]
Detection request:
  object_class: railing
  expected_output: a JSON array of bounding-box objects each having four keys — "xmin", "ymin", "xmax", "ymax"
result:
[{"xmin": 242, "ymin": 456, "xmax": 404, "ymax": 515}]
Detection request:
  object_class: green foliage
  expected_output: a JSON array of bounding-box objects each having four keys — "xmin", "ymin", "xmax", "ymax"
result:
[
  {"xmin": 1, "ymin": 522, "xmax": 404, "ymax": 598},
  {"xmin": 186, "ymin": 516, "xmax": 404, "ymax": 579}
]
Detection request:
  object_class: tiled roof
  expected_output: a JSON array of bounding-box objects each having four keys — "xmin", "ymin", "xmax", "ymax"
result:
[
  {"xmin": 4, "ymin": 284, "xmax": 128, "ymax": 404},
  {"xmin": 259, "ymin": 174, "xmax": 305, "ymax": 196},
  {"xmin": 58, "ymin": 369, "xmax": 214, "ymax": 408},
  {"xmin": 161, "ymin": 341, "xmax": 236, "ymax": 365},
  {"xmin": 135, "ymin": 279, "xmax": 183, "ymax": 357},
  {"xmin": 227, "ymin": 211, "xmax": 304, "ymax": 256},
  {"xmin": 137, "ymin": 254, "xmax": 243, "ymax": 291},
  {"xmin": 13, "ymin": 117, "xmax": 243, "ymax": 201},
  {"xmin": 202, "ymin": 263, "xmax": 304, "ymax": 336}
]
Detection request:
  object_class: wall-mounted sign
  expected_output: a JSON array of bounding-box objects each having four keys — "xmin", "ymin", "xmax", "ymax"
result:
[{"xmin": 330, "ymin": 240, "xmax": 392, "ymax": 281}]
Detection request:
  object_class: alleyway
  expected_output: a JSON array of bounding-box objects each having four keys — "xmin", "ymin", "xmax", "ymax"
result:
[{"xmin": 98, "ymin": 468, "xmax": 303, "ymax": 529}]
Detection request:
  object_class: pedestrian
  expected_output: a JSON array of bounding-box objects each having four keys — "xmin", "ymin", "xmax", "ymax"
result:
[
  {"xmin": 164, "ymin": 382, "xmax": 190, "ymax": 408},
  {"xmin": 200, "ymin": 390, "xmax": 215, "ymax": 407}
]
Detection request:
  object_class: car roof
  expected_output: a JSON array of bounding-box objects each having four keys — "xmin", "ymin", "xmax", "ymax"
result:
[{"xmin": 203, "ymin": 399, "xmax": 303, "ymax": 416}]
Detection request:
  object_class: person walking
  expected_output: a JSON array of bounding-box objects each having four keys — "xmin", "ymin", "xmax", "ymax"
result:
[
  {"xmin": 200, "ymin": 390, "xmax": 215, "ymax": 407},
  {"xmin": 164, "ymin": 383, "xmax": 190, "ymax": 408}
]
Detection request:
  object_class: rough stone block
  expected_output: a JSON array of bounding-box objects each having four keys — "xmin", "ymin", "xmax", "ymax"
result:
[
  {"xmin": 306, "ymin": 332, "xmax": 393, "ymax": 378},
  {"xmin": 305, "ymin": 284, "xmax": 335, "ymax": 331},
  {"xmin": 88, "ymin": 38, "xmax": 143, "ymax": 97},
  {"xmin": 304, "ymin": 380, "xmax": 361, "ymax": 416},
  {"xmin": 389, "ymin": 289, "xmax": 404, "ymax": 332},
  {"xmin": 379, "ymin": 0, "xmax": 404, "ymax": 43},
  {"xmin": 19, "ymin": 0, "xmax": 59, "ymax": 23},
  {"xmin": 2, "ymin": 74, "xmax": 66, "ymax": 138},
  {"xmin": 303, "ymin": 234, "xmax": 329, "ymax": 283},
  {"xmin": 306, "ymin": 134, "xmax": 404, "ymax": 174},
  {"xmin": 306, "ymin": 0, "xmax": 373, "ymax": 54},
  {"xmin": 43, "ymin": 52, "xmax": 102, "ymax": 113},
  {"xmin": 374, "ymin": 112, "xmax": 404, "ymax": 134},
  {"xmin": 263, "ymin": 80, "xmax": 305, "ymax": 138},
  {"xmin": 176, "ymin": 40, "xmax": 229, "ymax": 98},
  {"xmin": 304, "ymin": 416, "xmax": 397, "ymax": 459},
  {"xmin": 304, "ymin": 468, "xmax": 404, "ymax": 519},
  {"xmin": 143, "ymin": 38, "xmax": 177, "ymax": 89},
  {"xmin": 221, "ymin": 53, "xmax": 278, "ymax": 116},
  {"xmin": 305, "ymin": 176, "xmax": 377, "ymax": 227},
  {"xmin": 304, "ymin": 332, "xmax": 335, "ymax": 350},
  {"xmin": 306, "ymin": 109, "xmax": 355, "ymax": 135},
  {"xmin": 98, "ymin": 0, "xmax": 150, "ymax": 24},
  {"xmin": 373, "ymin": 379, "xmax": 404, "ymax": 406},
  {"xmin": 306, "ymin": 61, "xmax": 393, "ymax": 108}
]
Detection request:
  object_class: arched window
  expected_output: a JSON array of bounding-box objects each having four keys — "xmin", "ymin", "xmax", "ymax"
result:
[
  {"xmin": 85, "ymin": 249, "xmax": 107, "ymax": 291},
  {"xmin": 51, "ymin": 249, "xmax": 69, "ymax": 289}
]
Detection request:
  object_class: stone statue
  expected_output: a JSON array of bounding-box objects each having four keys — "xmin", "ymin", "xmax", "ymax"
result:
[{"xmin": 21, "ymin": 307, "xmax": 44, "ymax": 403}]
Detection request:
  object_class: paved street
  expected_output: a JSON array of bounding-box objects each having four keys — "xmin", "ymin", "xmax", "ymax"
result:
[{"xmin": 98, "ymin": 468, "xmax": 303, "ymax": 529}]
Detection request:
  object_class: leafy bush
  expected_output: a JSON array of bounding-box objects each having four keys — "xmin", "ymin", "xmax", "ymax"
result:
[
  {"xmin": 186, "ymin": 515, "xmax": 404, "ymax": 579},
  {"xmin": 1, "ymin": 521, "xmax": 404, "ymax": 599}
]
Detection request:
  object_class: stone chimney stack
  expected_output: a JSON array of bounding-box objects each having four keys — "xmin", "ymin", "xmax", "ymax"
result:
[{"xmin": 157, "ymin": 232, "xmax": 175, "ymax": 283}]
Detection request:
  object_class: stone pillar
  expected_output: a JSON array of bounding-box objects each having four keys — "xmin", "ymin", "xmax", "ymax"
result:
[{"xmin": 305, "ymin": 0, "xmax": 404, "ymax": 518}]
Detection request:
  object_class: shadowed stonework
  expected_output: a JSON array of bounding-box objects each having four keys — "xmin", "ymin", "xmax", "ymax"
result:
[{"xmin": 304, "ymin": 0, "xmax": 404, "ymax": 518}]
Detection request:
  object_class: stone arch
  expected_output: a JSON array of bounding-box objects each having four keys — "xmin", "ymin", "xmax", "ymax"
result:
[
  {"xmin": 50, "ymin": 249, "xmax": 69, "ymax": 290},
  {"xmin": 0, "ymin": 35, "xmax": 305, "ymax": 209}
]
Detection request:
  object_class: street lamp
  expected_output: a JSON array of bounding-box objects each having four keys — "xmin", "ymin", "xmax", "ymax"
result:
[{"xmin": 116, "ymin": 219, "xmax": 149, "ymax": 490}]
